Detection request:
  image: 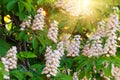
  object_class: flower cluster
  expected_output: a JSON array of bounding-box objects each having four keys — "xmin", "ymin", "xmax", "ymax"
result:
[
  {"xmin": 83, "ymin": 21, "xmax": 107, "ymax": 57},
  {"xmin": 83, "ymin": 13, "xmax": 119, "ymax": 57},
  {"xmin": 112, "ymin": 64, "xmax": 120, "ymax": 80},
  {"xmin": 42, "ymin": 42, "xmax": 64, "ymax": 77},
  {"xmin": 1, "ymin": 46, "xmax": 17, "ymax": 79},
  {"xmin": 20, "ymin": 8, "xmax": 45, "ymax": 31},
  {"xmin": 54, "ymin": 0, "xmax": 81, "ymax": 16},
  {"xmin": 32, "ymin": 8, "xmax": 45, "ymax": 30},
  {"xmin": 73, "ymin": 72, "xmax": 79, "ymax": 80},
  {"xmin": 47, "ymin": 20, "xmax": 59, "ymax": 43},
  {"xmin": 20, "ymin": 16, "xmax": 32, "ymax": 30},
  {"xmin": 103, "ymin": 13, "xmax": 119, "ymax": 56},
  {"xmin": 67, "ymin": 35, "xmax": 81, "ymax": 57}
]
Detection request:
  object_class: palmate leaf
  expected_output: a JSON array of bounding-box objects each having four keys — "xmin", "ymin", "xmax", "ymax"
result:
[
  {"xmin": 95, "ymin": 56, "xmax": 108, "ymax": 66},
  {"xmin": 74, "ymin": 55, "xmax": 90, "ymax": 71},
  {"xmin": 74, "ymin": 55, "xmax": 93, "ymax": 79},
  {"xmin": 60, "ymin": 56, "xmax": 73, "ymax": 68},
  {"xmin": 11, "ymin": 70, "xmax": 34, "ymax": 80},
  {"xmin": 10, "ymin": 70, "xmax": 25, "ymax": 80},
  {"xmin": 94, "ymin": 56, "xmax": 112, "ymax": 75},
  {"xmin": 85, "ymin": 59, "xmax": 93, "ymax": 79},
  {"xmin": 77, "ymin": 58, "xmax": 89, "ymax": 71}
]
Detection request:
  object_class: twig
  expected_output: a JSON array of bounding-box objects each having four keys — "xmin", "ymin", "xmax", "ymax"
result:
[
  {"xmin": 10, "ymin": 14, "xmax": 20, "ymax": 27},
  {"xmin": 23, "ymin": 41, "xmax": 28, "ymax": 51},
  {"xmin": 20, "ymin": 64, "xmax": 28, "ymax": 71},
  {"xmin": 23, "ymin": 41, "xmax": 31, "ymax": 69}
]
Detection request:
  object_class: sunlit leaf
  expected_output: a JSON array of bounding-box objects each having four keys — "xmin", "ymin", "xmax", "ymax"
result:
[{"xmin": 18, "ymin": 51, "xmax": 37, "ymax": 59}]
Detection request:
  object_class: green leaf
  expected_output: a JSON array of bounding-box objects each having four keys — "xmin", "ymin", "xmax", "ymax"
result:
[
  {"xmin": 0, "ymin": 73, "xmax": 3, "ymax": 80},
  {"xmin": 60, "ymin": 57, "xmax": 73, "ymax": 68},
  {"xmin": 38, "ymin": 36, "xmax": 45, "ymax": 48},
  {"xmin": 111, "ymin": 56, "xmax": 120, "ymax": 67},
  {"xmin": 85, "ymin": 60, "xmax": 92, "ymax": 74},
  {"xmin": 30, "ymin": 64, "xmax": 44, "ymax": 74},
  {"xmin": 0, "ymin": 62, "xmax": 5, "ymax": 80},
  {"xmin": 10, "ymin": 70, "xmax": 24, "ymax": 80},
  {"xmin": 78, "ymin": 70, "xmax": 85, "ymax": 79},
  {"xmin": 101, "ymin": 36, "xmax": 108, "ymax": 48},
  {"xmin": 37, "ymin": 0, "xmax": 43, "ymax": 5},
  {"xmin": 65, "ymin": 58, "xmax": 73, "ymax": 68},
  {"xmin": 74, "ymin": 54, "xmax": 88, "ymax": 61},
  {"xmin": 21, "ymin": 1, "xmax": 31, "ymax": 11},
  {"xmin": 16, "ymin": 12, "xmax": 26, "ymax": 21},
  {"xmin": 18, "ymin": 51, "xmax": 36, "ymax": 59},
  {"xmin": 30, "ymin": 77, "xmax": 44, "ymax": 80},
  {"xmin": 23, "ymin": 34, "xmax": 29, "ymax": 41},
  {"xmin": 77, "ymin": 25, "xmax": 83, "ymax": 34},
  {"xmin": 74, "ymin": 55, "xmax": 89, "ymax": 71},
  {"xmin": 26, "ymin": 0, "xmax": 32, "ymax": 4},
  {"xmin": 22, "ymin": 71, "xmax": 33, "ymax": 77},
  {"xmin": 103, "ymin": 62, "xmax": 112, "ymax": 77},
  {"xmin": 18, "ymin": 31, "xmax": 26, "ymax": 40},
  {"xmin": 2, "ymin": 0, "xmax": 10, "ymax": 4},
  {"xmin": 18, "ymin": 2, "xmax": 24, "ymax": 12},
  {"xmin": 96, "ymin": 56, "xmax": 110, "ymax": 66},
  {"xmin": 57, "ymin": 73, "xmax": 73, "ymax": 80},
  {"xmin": 6, "ymin": 0, "xmax": 17, "ymax": 11},
  {"xmin": 0, "ymin": 39, "xmax": 10, "ymax": 57},
  {"xmin": 32, "ymin": 37, "xmax": 38, "ymax": 49}
]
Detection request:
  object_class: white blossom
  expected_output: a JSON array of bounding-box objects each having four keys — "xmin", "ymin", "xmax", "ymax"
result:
[
  {"xmin": 42, "ymin": 42, "xmax": 64, "ymax": 77},
  {"xmin": 73, "ymin": 72, "xmax": 79, "ymax": 80},
  {"xmin": 103, "ymin": 13, "xmax": 119, "ymax": 56},
  {"xmin": 112, "ymin": 64, "xmax": 120, "ymax": 80},
  {"xmin": 1, "ymin": 46, "xmax": 17, "ymax": 80},
  {"xmin": 83, "ymin": 12, "xmax": 119, "ymax": 57},
  {"xmin": 20, "ymin": 8, "xmax": 45, "ymax": 31},
  {"xmin": 67, "ymin": 35, "xmax": 81, "ymax": 57},
  {"xmin": 32, "ymin": 8, "xmax": 45, "ymax": 30},
  {"xmin": 83, "ymin": 26, "xmax": 105, "ymax": 57},
  {"xmin": 47, "ymin": 20, "xmax": 58, "ymax": 43},
  {"xmin": 20, "ymin": 16, "xmax": 32, "ymax": 30}
]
